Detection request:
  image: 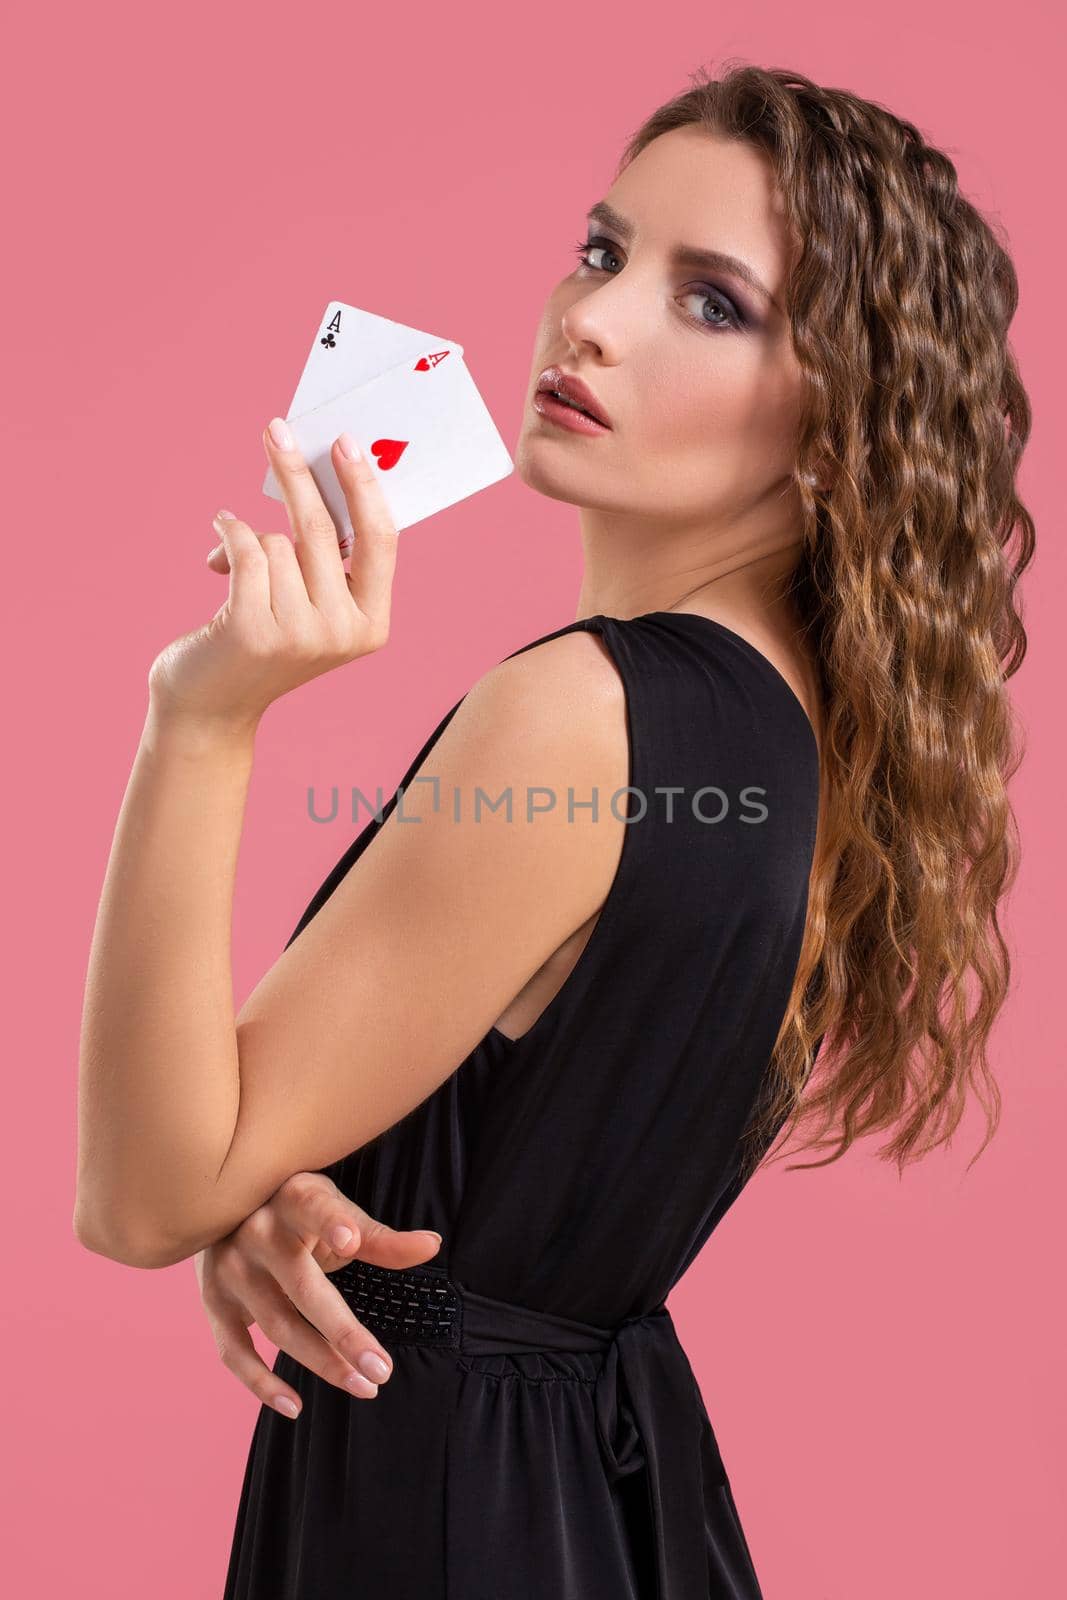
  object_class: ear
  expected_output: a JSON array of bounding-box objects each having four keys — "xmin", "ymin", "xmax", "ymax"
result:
[{"xmin": 800, "ymin": 459, "xmax": 834, "ymax": 495}]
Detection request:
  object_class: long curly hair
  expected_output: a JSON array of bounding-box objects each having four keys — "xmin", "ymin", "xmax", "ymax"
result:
[{"xmin": 615, "ymin": 62, "xmax": 1034, "ymax": 1184}]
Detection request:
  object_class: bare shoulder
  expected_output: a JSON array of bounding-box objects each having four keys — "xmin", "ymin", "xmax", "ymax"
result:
[
  {"xmin": 392, "ymin": 623, "xmax": 631, "ymax": 928},
  {"xmin": 461, "ymin": 624, "xmax": 628, "ymax": 758}
]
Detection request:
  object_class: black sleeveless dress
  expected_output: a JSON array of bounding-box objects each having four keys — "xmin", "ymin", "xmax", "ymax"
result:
[{"xmin": 222, "ymin": 610, "xmax": 821, "ymax": 1600}]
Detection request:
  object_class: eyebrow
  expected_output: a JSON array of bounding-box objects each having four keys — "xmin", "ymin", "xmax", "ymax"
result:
[{"xmin": 585, "ymin": 200, "xmax": 781, "ymax": 312}]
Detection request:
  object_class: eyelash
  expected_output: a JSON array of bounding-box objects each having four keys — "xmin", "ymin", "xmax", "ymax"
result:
[{"xmin": 570, "ymin": 236, "xmax": 746, "ymax": 331}]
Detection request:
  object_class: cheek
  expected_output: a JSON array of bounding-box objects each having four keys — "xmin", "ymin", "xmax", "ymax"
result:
[
  {"xmin": 641, "ymin": 359, "xmax": 750, "ymax": 459},
  {"xmin": 649, "ymin": 353, "xmax": 801, "ymax": 475}
]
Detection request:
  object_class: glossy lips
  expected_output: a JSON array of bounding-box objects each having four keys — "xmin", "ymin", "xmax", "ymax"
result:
[{"xmin": 534, "ymin": 367, "xmax": 612, "ymax": 429}]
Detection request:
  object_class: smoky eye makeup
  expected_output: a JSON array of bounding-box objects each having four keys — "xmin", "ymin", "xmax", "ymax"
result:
[{"xmin": 571, "ymin": 233, "xmax": 757, "ymax": 333}]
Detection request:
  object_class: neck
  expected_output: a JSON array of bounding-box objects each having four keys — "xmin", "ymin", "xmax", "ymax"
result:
[{"xmin": 572, "ymin": 501, "xmax": 806, "ymax": 629}]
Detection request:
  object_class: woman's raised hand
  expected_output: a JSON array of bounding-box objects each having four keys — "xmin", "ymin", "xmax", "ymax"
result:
[
  {"xmin": 194, "ymin": 1171, "xmax": 443, "ymax": 1418},
  {"xmin": 148, "ymin": 419, "xmax": 399, "ymax": 732}
]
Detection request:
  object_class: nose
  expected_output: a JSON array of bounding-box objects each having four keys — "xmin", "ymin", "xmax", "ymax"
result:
[{"xmin": 560, "ymin": 286, "xmax": 621, "ymax": 367}]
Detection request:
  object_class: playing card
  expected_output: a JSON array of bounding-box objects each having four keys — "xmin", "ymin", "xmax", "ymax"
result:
[
  {"xmin": 263, "ymin": 300, "xmax": 463, "ymax": 500},
  {"xmin": 266, "ymin": 349, "xmax": 513, "ymax": 535}
]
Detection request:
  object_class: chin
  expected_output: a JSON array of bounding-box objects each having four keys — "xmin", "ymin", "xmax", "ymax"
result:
[
  {"xmin": 513, "ymin": 432, "xmax": 599, "ymax": 507},
  {"xmin": 515, "ymin": 419, "xmax": 607, "ymax": 480}
]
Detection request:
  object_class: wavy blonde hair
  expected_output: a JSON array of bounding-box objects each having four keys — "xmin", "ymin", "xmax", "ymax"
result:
[{"xmin": 616, "ymin": 62, "xmax": 1034, "ymax": 1184}]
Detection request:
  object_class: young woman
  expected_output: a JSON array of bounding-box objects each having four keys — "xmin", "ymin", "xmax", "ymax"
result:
[{"xmin": 75, "ymin": 62, "xmax": 1033, "ymax": 1599}]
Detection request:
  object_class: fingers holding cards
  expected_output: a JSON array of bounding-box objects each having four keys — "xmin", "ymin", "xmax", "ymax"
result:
[
  {"xmin": 206, "ymin": 428, "xmax": 351, "ymax": 584},
  {"xmin": 207, "ymin": 423, "xmax": 398, "ymax": 640},
  {"xmin": 262, "ymin": 413, "xmax": 399, "ymax": 627}
]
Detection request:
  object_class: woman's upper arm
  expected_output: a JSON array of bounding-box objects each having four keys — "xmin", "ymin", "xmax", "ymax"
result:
[{"xmin": 195, "ymin": 629, "xmax": 629, "ymax": 1249}]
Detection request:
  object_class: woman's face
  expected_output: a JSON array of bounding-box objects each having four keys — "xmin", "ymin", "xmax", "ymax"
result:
[{"xmin": 514, "ymin": 125, "xmax": 807, "ymax": 535}]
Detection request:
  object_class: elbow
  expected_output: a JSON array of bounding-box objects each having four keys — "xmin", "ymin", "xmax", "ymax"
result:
[{"xmin": 72, "ymin": 1200, "xmax": 180, "ymax": 1271}]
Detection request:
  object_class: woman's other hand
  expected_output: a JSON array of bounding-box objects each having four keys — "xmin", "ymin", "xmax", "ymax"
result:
[{"xmin": 194, "ymin": 1171, "xmax": 443, "ymax": 1417}]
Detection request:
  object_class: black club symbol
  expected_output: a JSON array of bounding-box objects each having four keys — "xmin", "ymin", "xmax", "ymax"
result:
[{"xmin": 320, "ymin": 333, "xmax": 337, "ymax": 350}]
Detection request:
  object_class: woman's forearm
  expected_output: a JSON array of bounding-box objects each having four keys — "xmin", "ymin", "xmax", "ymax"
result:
[{"xmin": 75, "ymin": 699, "xmax": 259, "ymax": 1265}]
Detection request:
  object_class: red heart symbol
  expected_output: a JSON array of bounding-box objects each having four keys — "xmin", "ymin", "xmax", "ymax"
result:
[
  {"xmin": 370, "ymin": 438, "xmax": 408, "ymax": 471},
  {"xmin": 414, "ymin": 349, "xmax": 452, "ymax": 372}
]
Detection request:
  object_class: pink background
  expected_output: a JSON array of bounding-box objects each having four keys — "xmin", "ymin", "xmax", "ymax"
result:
[{"xmin": 4, "ymin": 1, "xmax": 1062, "ymax": 1593}]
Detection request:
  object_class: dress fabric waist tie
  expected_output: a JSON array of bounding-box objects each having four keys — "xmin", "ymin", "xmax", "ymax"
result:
[{"xmin": 327, "ymin": 1256, "xmax": 716, "ymax": 1600}]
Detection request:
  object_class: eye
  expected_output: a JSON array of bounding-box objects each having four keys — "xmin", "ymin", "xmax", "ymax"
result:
[
  {"xmin": 571, "ymin": 236, "xmax": 624, "ymax": 275},
  {"xmin": 678, "ymin": 288, "xmax": 742, "ymax": 331},
  {"xmin": 570, "ymin": 235, "xmax": 744, "ymax": 331}
]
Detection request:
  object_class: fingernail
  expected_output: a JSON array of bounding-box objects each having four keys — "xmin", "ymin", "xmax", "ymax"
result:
[
  {"xmin": 273, "ymin": 1395, "xmax": 300, "ymax": 1418},
  {"xmin": 331, "ymin": 1226, "xmax": 353, "ymax": 1249},
  {"xmin": 206, "ymin": 544, "xmax": 222, "ymax": 560},
  {"xmin": 358, "ymin": 1352, "xmax": 392, "ymax": 1383},
  {"xmin": 426, "ymin": 1231, "xmax": 443, "ymax": 1244},
  {"xmin": 337, "ymin": 432, "xmax": 362, "ymax": 461},
  {"xmin": 214, "ymin": 509, "xmax": 236, "ymax": 526},
  {"xmin": 269, "ymin": 417, "xmax": 294, "ymax": 450}
]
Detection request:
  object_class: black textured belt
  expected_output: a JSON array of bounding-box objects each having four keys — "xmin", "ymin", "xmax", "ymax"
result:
[{"xmin": 327, "ymin": 1255, "xmax": 722, "ymax": 1600}]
